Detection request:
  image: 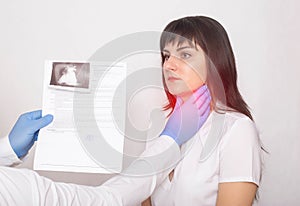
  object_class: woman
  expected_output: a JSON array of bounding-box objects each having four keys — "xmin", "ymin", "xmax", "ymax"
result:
[{"xmin": 142, "ymin": 16, "xmax": 262, "ymax": 206}]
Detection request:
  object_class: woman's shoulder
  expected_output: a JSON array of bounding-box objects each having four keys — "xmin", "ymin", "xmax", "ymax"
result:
[
  {"xmin": 201, "ymin": 110, "xmax": 255, "ymax": 139},
  {"xmin": 222, "ymin": 110, "xmax": 257, "ymax": 134},
  {"xmin": 225, "ymin": 110, "xmax": 252, "ymax": 122},
  {"xmin": 218, "ymin": 111, "xmax": 259, "ymax": 149},
  {"xmin": 213, "ymin": 102, "xmax": 254, "ymax": 129}
]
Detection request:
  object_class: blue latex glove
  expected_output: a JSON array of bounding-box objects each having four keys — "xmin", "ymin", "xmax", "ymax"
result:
[
  {"xmin": 161, "ymin": 85, "xmax": 211, "ymax": 146},
  {"xmin": 8, "ymin": 110, "xmax": 53, "ymax": 158}
]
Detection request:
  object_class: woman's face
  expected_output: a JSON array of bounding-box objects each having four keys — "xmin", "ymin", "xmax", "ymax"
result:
[{"xmin": 162, "ymin": 41, "xmax": 207, "ymax": 101}]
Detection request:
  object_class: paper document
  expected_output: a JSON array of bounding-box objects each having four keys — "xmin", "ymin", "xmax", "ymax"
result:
[{"xmin": 34, "ymin": 61, "xmax": 126, "ymax": 173}]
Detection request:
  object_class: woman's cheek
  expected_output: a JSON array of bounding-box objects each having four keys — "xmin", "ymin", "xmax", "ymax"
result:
[{"xmin": 187, "ymin": 76, "xmax": 205, "ymax": 91}]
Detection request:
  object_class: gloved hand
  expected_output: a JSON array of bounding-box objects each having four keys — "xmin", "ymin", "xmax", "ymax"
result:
[
  {"xmin": 161, "ymin": 85, "xmax": 211, "ymax": 146},
  {"xmin": 8, "ymin": 110, "xmax": 53, "ymax": 158}
]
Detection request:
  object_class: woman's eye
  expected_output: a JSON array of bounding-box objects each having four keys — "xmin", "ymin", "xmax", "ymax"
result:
[
  {"xmin": 181, "ymin": 53, "xmax": 191, "ymax": 59},
  {"xmin": 163, "ymin": 54, "xmax": 170, "ymax": 60}
]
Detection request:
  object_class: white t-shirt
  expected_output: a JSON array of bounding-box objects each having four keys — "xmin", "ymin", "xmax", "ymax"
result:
[{"xmin": 151, "ymin": 111, "xmax": 262, "ymax": 206}]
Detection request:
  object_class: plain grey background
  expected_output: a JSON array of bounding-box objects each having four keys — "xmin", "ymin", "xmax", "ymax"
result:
[{"xmin": 0, "ymin": 0, "xmax": 299, "ymax": 205}]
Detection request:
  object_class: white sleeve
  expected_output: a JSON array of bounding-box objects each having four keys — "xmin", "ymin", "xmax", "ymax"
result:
[
  {"xmin": 0, "ymin": 135, "xmax": 180, "ymax": 206},
  {"xmin": 102, "ymin": 135, "xmax": 181, "ymax": 206},
  {"xmin": 219, "ymin": 117, "xmax": 262, "ymax": 186},
  {"xmin": 0, "ymin": 136, "xmax": 22, "ymax": 166},
  {"xmin": 0, "ymin": 166, "xmax": 122, "ymax": 205}
]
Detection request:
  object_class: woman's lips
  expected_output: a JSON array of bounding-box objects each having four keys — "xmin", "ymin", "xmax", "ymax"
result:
[{"xmin": 168, "ymin": 76, "xmax": 181, "ymax": 81}]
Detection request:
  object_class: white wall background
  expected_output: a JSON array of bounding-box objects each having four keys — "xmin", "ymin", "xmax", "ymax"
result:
[{"xmin": 0, "ymin": 0, "xmax": 299, "ymax": 205}]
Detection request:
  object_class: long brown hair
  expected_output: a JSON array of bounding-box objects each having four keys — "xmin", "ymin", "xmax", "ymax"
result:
[{"xmin": 160, "ymin": 16, "xmax": 253, "ymax": 120}]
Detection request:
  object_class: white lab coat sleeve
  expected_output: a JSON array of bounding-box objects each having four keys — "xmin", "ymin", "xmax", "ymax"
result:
[
  {"xmin": 0, "ymin": 166, "xmax": 122, "ymax": 205},
  {"xmin": 0, "ymin": 135, "xmax": 180, "ymax": 206},
  {"xmin": 102, "ymin": 135, "xmax": 181, "ymax": 206},
  {"xmin": 0, "ymin": 136, "xmax": 22, "ymax": 166}
]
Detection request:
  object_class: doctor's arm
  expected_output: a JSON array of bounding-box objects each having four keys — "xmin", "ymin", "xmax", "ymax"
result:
[
  {"xmin": 0, "ymin": 165, "xmax": 123, "ymax": 205},
  {"xmin": 0, "ymin": 135, "xmax": 180, "ymax": 206}
]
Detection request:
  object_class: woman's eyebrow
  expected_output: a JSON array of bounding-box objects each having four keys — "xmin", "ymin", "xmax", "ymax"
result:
[
  {"xmin": 162, "ymin": 46, "xmax": 194, "ymax": 53},
  {"xmin": 177, "ymin": 46, "xmax": 194, "ymax": 51}
]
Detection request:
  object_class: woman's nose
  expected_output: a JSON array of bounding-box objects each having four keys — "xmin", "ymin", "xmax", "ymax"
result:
[{"xmin": 163, "ymin": 55, "xmax": 179, "ymax": 71}]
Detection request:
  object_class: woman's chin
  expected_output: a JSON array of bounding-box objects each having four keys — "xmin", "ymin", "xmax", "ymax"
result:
[{"xmin": 169, "ymin": 90, "xmax": 193, "ymax": 101}]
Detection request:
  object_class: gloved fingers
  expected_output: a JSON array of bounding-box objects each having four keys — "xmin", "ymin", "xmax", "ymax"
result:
[
  {"xmin": 191, "ymin": 84, "xmax": 208, "ymax": 104},
  {"xmin": 22, "ymin": 110, "xmax": 42, "ymax": 120},
  {"xmin": 174, "ymin": 85, "xmax": 208, "ymax": 109},
  {"xmin": 200, "ymin": 102, "xmax": 211, "ymax": 120},
  {"xmin": 31, "ymin": 114, "xmax": 54, "ymax": 131},
  {"xmin": 194, "ymin": 88, "xmax": 211, "ymax": 109},
  {"xmin": 198, "ymin": 95, "xmax": 211, "ymax": 116}
]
